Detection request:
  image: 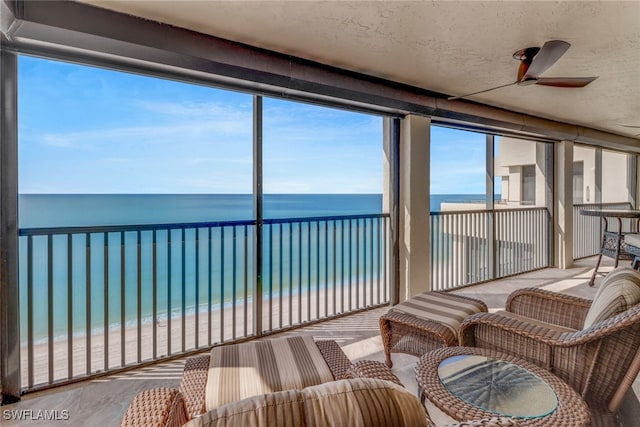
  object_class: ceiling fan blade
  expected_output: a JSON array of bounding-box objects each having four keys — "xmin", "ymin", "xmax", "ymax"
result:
[
  {"xmin": 523, "ymin": 40, "xmax": 570, "ymax": 80},
  {"xmin": 447, "ymin": 82, "xmax": 516, "ymax": 100},
  {"xmin": 535, "ymin": 77, "xmax": 598, "ymax": 87}
]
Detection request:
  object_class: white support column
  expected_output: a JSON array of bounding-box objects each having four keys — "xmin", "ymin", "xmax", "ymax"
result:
[
  {"xmin": 398, "ymin": 115, "xmax": 431, "ymax": 300},
  {"xmin": 554, "ymin": 140, "xmax": 574, "ymax": 269}
]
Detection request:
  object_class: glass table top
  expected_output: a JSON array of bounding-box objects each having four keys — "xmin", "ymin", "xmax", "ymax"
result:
[{"xmin": 438, "ymin": 354, "xmax": 558, "ymax": 418}]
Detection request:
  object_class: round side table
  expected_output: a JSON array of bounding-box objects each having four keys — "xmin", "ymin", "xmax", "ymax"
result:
[{"xmin": 416, "ymin": 347, "xmax": 591, "ymax": 426}]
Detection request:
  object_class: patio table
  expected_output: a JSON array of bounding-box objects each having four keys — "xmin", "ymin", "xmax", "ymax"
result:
[
  {"xmin": 580, "ymin": 208, "xmax": 640, "ymax": 286},
  {"xmin": 415, "ymin": 347, "xmax": 591, "ymax": 426}
]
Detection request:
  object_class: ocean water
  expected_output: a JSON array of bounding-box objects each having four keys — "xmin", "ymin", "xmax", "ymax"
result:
[
  {"xmin": 19, "ymin": 194, "xmax": 385, "ymax": 228},
  {"xmin": 18, "ymin": 193, "xmax": 482, "ymax": 341}
]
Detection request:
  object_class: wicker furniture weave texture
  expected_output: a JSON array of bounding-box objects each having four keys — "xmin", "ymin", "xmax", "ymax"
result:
[
  {"xmin": 120, "ymin": 340, "xmax": 399, "ymax": 427},
  {"xmin": 121, "ymin": 338, "xmax": 520, "ymax": 427},
  {"xmin": 380, "ymin": 291, "xmax": 488, "ymax": 367},
  {"xmin": 416, "ymin": 347, "xmax": 591, "ymax": 427},
  {"xmin": 459, "ymin": 269, "xmax": 640, "ymax": 427}
]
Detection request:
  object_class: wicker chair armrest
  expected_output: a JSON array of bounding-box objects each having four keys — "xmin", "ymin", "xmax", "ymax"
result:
[
  {"xmin": 345, "ymin": 360, "xmax": 404, "ymax": 386},
  {"xmin": 567, "ymin": 305, "xmax": 640, "ymax": 346},
  {"xmin": 445, "ymin": 418, "xmax": 519, "ymax": 427},
  {"xmin": 461, "ymin": 306, "xmax": 640, "ymax": 349},
  {"xmin": 179, "ymin": 354, "xmax": 210, "ymax": 419},
  {"xmin": 459, "ymin": 312, "xmax": 575, "ymax": 348},
  {"xmin": 315, "ymin": 339, "xmax": 352, "ymax": 380},
  {"xmin": 120, "ymin": 387, "xmax": 189, "ymax": 427},
  {"xmin": 506, "ymin": 288, "xmax": 591, "ymax": 329}
]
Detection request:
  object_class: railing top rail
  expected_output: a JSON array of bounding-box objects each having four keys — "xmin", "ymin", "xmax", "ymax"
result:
[
  {"xmin": 574, "ymin": 202, "xmax": 633, "ymax": 208},
  {"xmin": 19, "ymin": 219, "xmax": 258, "ymax": 236},
  {"xmin": 263, "ymin": 213, "xmax": 389, "ymax": 225},
  {"xmin": 19, "ymin": 213, "xmax": 390, "ymax": 236},
  {"xmin": 430, "ymin": 206, "xmax": 548, "ymax": 216}
]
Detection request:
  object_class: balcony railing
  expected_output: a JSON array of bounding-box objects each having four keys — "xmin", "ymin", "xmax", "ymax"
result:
[
  {"xmin": 430, "ymin": 207, "xmax": 551, "ymax": 290},
  {"xmin": 573, "ymin": 202, "xmax": 634, "ymax": 259},
  {"xmin": 18, "ymin": 213, "xmax": 389, "ymax": 392}
]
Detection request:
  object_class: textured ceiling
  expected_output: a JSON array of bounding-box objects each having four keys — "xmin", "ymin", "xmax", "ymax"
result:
[{"xmin": 81, "ymin": 0, "xmax": 640, "ymax": 140}]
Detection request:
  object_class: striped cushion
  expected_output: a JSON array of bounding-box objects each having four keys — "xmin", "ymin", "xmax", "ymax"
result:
[
  {"xmin": 301, "ymin": 378, "xmax": 429, "ymax": 427},
  {"xmin": 188, "ymin": 389, "xmax": 304, "ymax": 427},
  {"xmin": 187, "ymin": 378, "xmax": 429, "ymax": 427},
  {"xmin": 392, "ymin": 291, "xmax": 487, "ymax": 335},
  {"xmin": 204, "ymin": 336, "xmax": 334, "ymax": 411},
  {"xmin": 583, "ymin": 267, "xmax": 640, "ymax": 328}
]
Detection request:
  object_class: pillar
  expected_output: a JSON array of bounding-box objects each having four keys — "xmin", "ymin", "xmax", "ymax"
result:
[
  {"xmin": 398, "ymin": 115, "xmax": 431, "ymax": 300},
  {"xmin": 554, "ymin": 140, "xmax": 574, "ymax": 269}
]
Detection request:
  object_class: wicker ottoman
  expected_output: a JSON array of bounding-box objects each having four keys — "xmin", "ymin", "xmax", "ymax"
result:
[{"xmin": 379, "ymin": 291, "xmax": 487, "ymax": 367}]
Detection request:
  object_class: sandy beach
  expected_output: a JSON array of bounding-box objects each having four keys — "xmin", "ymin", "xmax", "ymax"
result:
[{"xmin": 21, "ymin": 282, "xmax": 387, "ymax": 389}]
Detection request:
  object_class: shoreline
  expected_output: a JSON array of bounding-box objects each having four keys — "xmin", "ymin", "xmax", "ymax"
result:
[{"xmin": 21, "ymin": 282, "xmax": 386, "ymax": 388}]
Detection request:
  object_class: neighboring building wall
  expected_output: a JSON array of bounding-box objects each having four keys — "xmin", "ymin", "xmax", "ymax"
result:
[
  {"xmin": 574, "ymin": 145, "xmax": 597, "ymax": 203},
  {"xmin": 494, "ymin": 137, "xmax": 546, "ymax": 207},
  {"xmin": 574, "ymin": 145, "xmax": 630, "ymax": 204},
  {"xmin": 602, "ymin": 150, "xmax": 631, "ymax": 203},
  {"xmin": 497, "ymin": 139, "xmax": 630, "ymax": 206}
]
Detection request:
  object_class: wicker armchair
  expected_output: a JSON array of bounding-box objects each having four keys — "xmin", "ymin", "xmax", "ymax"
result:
[{"xmin": 459, "ymin": 269, "xmax": 640, "ymax": 427}]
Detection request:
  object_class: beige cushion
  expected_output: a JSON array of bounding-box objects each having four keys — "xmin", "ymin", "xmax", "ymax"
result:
[
  {"xmin": 186, "ymin": 389, "xmax": 304, "ymax": 427},
  {"xmin": 583, "ymin": 267, "xmax": 640, "ymax": 328},
  {"xmin": 301, "ymin": 378, "xmax": 428, "ymax": 427},
  {"xmin": 204, "ymin": 335, "xmax": 334, "ymax": 411},
  {"xmin": 392, "ymin": 291, "xmax": 487, "ymax": 335},
  {"xmin": 186, "ymin": 378, "xmax": 429, "ymax": 427},
  {"xmin": 624, "ymin": 233, "xmax": 640, "ymax": 248}
]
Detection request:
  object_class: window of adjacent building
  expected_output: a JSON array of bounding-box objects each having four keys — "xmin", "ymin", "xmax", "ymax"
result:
[
  {"xmin": 573, "ymin": 161, "xmax": 584, "ymax": 203},
  {"xmin": 522, "ymin": 165, "xmax": 536, "ymax": 205}
]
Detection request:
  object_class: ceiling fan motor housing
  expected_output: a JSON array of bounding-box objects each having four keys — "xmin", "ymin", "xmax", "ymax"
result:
[{"xmin": 514, "ymin": 47, "xmax": 541, "ymax": 81}]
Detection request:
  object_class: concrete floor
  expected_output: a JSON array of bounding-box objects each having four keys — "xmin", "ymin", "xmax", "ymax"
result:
[{"xmin": 1, "ymin": 256, "xmax": 638, "ymax": 426}]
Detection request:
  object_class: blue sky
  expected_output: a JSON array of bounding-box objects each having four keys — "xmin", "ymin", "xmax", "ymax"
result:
[{"xmin": 18, "ymin": 55, "xmax": 486, "ymax": 195}]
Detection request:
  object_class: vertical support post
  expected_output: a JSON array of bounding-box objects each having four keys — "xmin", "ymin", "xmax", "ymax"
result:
[
  {"xmin": 541, "ymin": 142, "xmax": 554, "ymax": 266},
  {"xmin": 398, "ymin": 115, "xmax": 430, "ymax": 300},
  {"xmin": 383, "ymin": 117, "xmax": 400, "ymax": 305},
  {"xmin": 595, "ymin": 148, "xmax": 603, "ymax": 204},
  {"xmin": 485, "ymin": 135, "xmax": 495, "ymax": 280},
  {"xmin": 554, "ymin": 140, "xmax": 574, "ymax": 269},
  {"xmin": 0, "ymin": 49, "xmax": 21, "ymax": 404},
  {"xmin": 628, "ymin": 154, "xmax": 637, "ymax": 209},
  {"xmin": 252, "ymin": 95, "xmax": 263, "ymax": 336}
]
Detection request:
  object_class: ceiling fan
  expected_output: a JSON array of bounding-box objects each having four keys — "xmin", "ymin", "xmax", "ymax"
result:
[{"xmin": 448, "ymin": 40, "xmax": 598, "ymax": 100}]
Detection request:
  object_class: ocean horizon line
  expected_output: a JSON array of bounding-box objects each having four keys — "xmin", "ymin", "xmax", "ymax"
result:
[{"xmin": 19, "ymin": 192, "xmax": 486, "ymax": 196}]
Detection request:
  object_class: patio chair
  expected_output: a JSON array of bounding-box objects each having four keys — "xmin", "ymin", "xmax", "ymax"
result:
[{"xmin": 459, "ymin": 267, "xmax": 640, "ymax": 427}]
